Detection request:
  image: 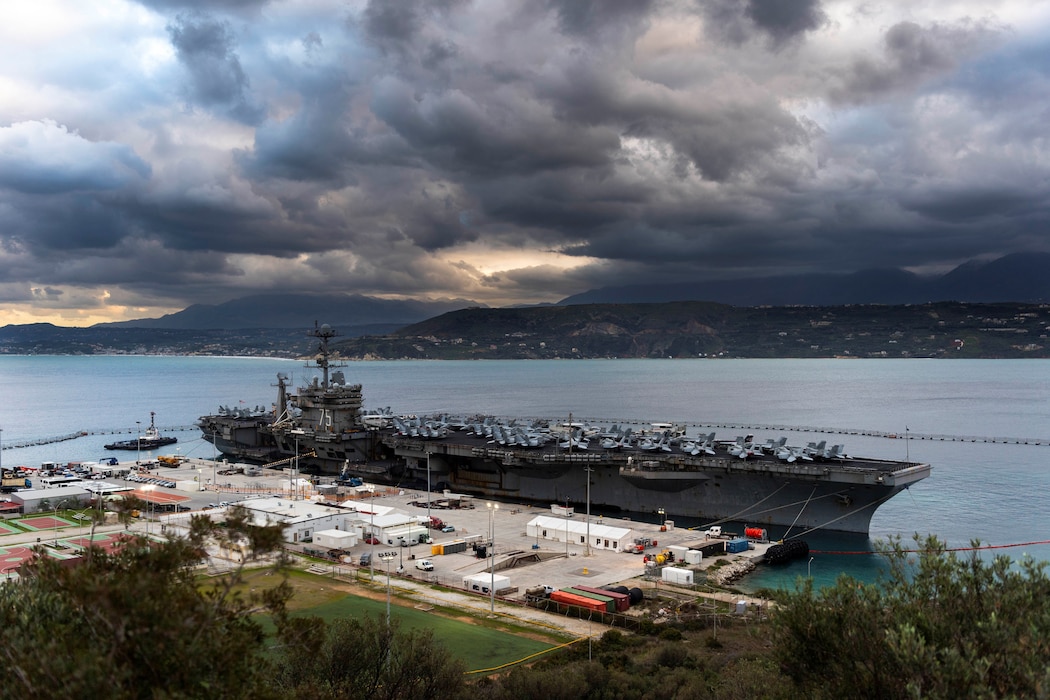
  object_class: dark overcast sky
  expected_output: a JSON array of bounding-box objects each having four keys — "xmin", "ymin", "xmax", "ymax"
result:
[{"xmin": 1, "ymin": 0, "xmax": 1049, "ymax": 325}]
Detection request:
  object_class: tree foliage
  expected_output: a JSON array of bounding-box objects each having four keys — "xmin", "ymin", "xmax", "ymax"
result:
[
  {"xmin": 0, "ymin": 510, "xmax": 291, "ymax": 700},
  {"xmin": 772, "ymin": 534, "xmax": 1050, "ymax": 699},
  {"xmin": 269, "ymin": 614, "xmax": 466, "ymax": 700},
  {"xmin": 0, "ymin": 507, "xmax": 466, "ymax": 700},
  {"xmin": 8, "ymin": 520, "xmax": 1050, "ymax": 700}
]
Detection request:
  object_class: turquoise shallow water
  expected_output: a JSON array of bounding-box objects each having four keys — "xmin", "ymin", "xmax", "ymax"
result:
[{"xmin": 3, "ymin": 355, "xmax": 1049, "ymax": 589}]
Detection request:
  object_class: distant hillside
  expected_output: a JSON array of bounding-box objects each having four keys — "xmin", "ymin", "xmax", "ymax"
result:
[
  {"xmin": 95, "ymin": 293, "xmax": 482, "ymax": 330},
  {"xmin": 333, "ymin": 301, "xmax": 1050, "ymax": 359},
  {"xmin": 0, "ymin": 324, "xmax": 315, "ymax": 356},
  {"xmin": 558, "ymin": 253, "xmax": 1050, "ymax": 306},
  {"xmin": 7, "ymin": 299, "xmax": 1050, "ymax": 359}
]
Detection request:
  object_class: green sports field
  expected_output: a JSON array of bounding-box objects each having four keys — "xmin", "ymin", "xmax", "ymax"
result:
[
  {"xmin": 298, "ymin": 594, "xmax": 559, "ymax": 671},
  {"xmin": 243, "ymin": 569, "xmax": 565, "ymax": 672}
]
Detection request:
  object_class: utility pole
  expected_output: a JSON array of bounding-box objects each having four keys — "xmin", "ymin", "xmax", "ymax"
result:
[
  {"xmin": 487, "ymin": 502, "xmax": 499, "ymax": 614},
  {"xmin": 585, "ymin": 466, "xmax": 593, "ymax": 556}
]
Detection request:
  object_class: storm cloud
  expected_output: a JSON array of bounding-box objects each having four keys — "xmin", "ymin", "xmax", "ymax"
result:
[{"xmin": 0, "ymin": 0, "xmax": 1048, "ymax": 325}]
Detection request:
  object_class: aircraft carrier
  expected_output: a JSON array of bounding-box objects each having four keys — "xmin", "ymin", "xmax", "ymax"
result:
[{"xmin": 199, "ymin": 324, "xmax": 932, "ymax": 535}]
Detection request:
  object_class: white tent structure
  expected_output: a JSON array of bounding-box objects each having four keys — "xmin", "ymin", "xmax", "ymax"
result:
[{"xmin": 526, "ymin": 515, "xmax": 633, "ymax": 552}]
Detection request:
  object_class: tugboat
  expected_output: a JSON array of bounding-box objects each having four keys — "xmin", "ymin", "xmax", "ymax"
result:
[{"xmin": 105, "ymin": 411, "xmax": 178, "ymax": 450}]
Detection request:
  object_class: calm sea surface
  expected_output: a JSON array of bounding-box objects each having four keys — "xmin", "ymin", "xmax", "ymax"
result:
[{"xmin": 3, "ymin": 356, "xmax": 1049, "ymax": 590}]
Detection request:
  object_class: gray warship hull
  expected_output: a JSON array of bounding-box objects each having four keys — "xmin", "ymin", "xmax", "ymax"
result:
[
  {"xmin": 385, "ymin": 434, "xmax": 931, "ymax": 535},
  {"xmin": 203, "ymin": 413, "xmax": 930, "ymax": 535}
]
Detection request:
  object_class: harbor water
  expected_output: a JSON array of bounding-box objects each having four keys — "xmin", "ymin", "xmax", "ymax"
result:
[{"xmin": 2, "ymin": 355, "xmax": 1049, "ymax": 591}]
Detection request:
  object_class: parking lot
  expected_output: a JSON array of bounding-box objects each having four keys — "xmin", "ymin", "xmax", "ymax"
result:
[{"xmin": 329, "ymin": 487, "xmax": 720, "ymax": 596}]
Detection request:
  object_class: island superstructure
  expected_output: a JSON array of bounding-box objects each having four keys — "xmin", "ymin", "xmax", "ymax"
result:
[{"xmin": 199, "ymin": 324, "xmax": 932, "ymax": 535}]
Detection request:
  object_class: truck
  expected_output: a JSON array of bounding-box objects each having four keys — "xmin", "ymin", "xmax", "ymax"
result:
[
  {"xmin": 525, "ymin": 584, "xmax": 555, "ymax": 602},
  {"xmin": 1, "ymin": 476, "xmax": 29, "ymax": 492}
]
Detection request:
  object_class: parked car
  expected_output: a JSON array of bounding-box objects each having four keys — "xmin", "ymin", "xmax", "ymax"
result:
[
  {"xmin": 415, "ymin": 559, "xmax": 434, "ymax": 571},
  {"xmin": 440, "ymin": 525, "xmax": 455, "ymax": 533},
  {"xmin": 364, "ymin": 536, "xmax": 380, "ymax": 545}
]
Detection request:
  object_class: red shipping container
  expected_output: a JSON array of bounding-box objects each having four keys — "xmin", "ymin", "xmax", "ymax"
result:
[{"xmin": 549, "ymin": 589, "xmax": 606, "ymax": 613}]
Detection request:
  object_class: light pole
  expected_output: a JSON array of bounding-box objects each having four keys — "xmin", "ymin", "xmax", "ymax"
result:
[
  {"xmin": 142, "ymin": 484, "xmax": 155, "ymax": 536},
  {"xmin": 426, "ymin": 451, "xmax": 432, "ymax": 528},
  {"xmin": 584, "ymin": 466, "xmax": 593, "ymax": 556},
  {"xmin": 564, "ymin": 499, "xmax": 569, "ymax": 558},
  {"xmin": 384, "ymin": 553, "xmax": 392, "ymax": 625},
  {"xmin": 370, "ymin": 490, "xmax": 376, "ymax": 580},
  {"xmin": 136, "ymin": 421, "xmax": 141, "ymax": 466},
  {"xmin": 377, "ymin": 551, "xmax": 397, "ymax": 627},
  {"xmin": 808, "ymin": 556, "xmax": 814, "ymax": 578},
  {"xmin": 197, "ymin": 468, "xmax": 203, "ymax": 492},
  {"xmin": 77, "ymin": 507, "xmax": 90, "ymax": 540},
  {"xmin": 487, "ymin": 502, "xmax": 499, "ymax": 614}
]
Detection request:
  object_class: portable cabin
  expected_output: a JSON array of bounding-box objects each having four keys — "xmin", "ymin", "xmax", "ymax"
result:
[
  {"xmin": 314, "ymin": 529, "xmax": 358, "ymax": 550},
  {"xmin": 661, "ymin": 567, "xmax": 695, "ymax": 585},
  {"xmin": 462, "ymin": 572, "xmax": 512, "ymax": 594}
]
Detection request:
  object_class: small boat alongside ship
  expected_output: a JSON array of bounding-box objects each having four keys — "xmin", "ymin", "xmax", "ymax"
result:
[
  {"xmin": 198, "ymin": 324, "xmax": 932, "ymax": 535},
  {"xmin": 105, "ymin": 412, "xmax": 178, "ymax": 451}
]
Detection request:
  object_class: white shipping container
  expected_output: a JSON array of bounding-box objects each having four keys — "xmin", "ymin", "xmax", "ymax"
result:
[
  {"xmin": 462, "ymin": 573, "xmax": 512, "ymax": 593},
  {"xmin": 684, "ymin": 549, "xmax": 703, "ymax": 565},
  {"xmin": 661, "ymin": 567, "xmax": 694, "ymax": 585},
  {"xmin": 314, "ymin": 529, "xmax": 357, "ymax": 549}
]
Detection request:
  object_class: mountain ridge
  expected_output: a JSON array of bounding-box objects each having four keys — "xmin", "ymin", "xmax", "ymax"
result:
[
  {"xmin": 556, "ymin": 252, "xmax": 1050, "ymax": 306},
  {"xmin": 332, "ymin": 300, "xmax": 1050, "ymax": 360},
  {"xmin": 94, "ymin": 293, "xmax": 484, "ymax": 330}
]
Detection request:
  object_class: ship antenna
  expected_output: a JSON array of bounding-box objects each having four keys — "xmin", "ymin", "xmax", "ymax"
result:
[{"xmin": 307, "ymin": 323, "xmax": 340, "ymax": 390}]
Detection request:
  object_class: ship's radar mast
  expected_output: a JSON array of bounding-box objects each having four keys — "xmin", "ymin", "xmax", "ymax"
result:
[{"xmin": 308, "ymin": 322, "xmax": 342, "ymax": 389}]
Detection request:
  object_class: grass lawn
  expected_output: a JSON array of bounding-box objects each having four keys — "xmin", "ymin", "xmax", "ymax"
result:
[{"xmin": 235, "ymin": 569, "xmax": 560, "ymax": 672}]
